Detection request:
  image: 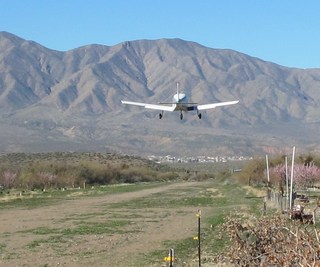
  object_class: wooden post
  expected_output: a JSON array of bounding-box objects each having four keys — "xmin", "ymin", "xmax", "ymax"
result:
[
  {"xmin": 289, "ymin": 146, "xmax": 295, "ymax": 210},
  {"xmin": 265, "ymin": 154, "xmax": 271, "ymax": 200},
  {"xmin": 266, "ymin": 154, "xmax": 270, "ymax": 184},
  {"xmin": 263, "ymin": 197, "xmax": 267, "ymax": 215},
  {"xmin": 197, "ymin": 210, "xmax": 201, "ymax": 267},
  {"xmin": 169, "ymin": 248, "xmax": 174, "ymax": 267},
  {"xmin": 164, "ymin": 248, "xmax": 174, "ymax": 266},
  {"xmin": 285, "ymin": 156, "xmax": 289, "ymax": 210}
]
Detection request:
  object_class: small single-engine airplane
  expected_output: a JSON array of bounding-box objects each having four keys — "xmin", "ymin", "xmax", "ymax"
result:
[{"xmin": 121, "ymin": 83, "xmax": 239, "ymax": 120}]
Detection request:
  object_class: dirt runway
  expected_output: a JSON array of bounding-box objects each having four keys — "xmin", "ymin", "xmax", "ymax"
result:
[{"xmin": 0, "ymin": 181, "xmax": 209, "ymax": 267}]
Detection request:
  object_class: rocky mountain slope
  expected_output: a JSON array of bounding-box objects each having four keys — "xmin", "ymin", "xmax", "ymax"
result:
[{"xmin": 1, "ymin": 31, "xmax": 320, "ymax": 156}]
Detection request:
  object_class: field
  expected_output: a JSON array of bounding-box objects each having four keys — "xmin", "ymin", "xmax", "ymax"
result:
[{"xmin": 0, "ymin": 174, "xmax": 262, "ymax": 267}]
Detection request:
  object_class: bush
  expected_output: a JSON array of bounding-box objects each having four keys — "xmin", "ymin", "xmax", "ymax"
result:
[
  {"xmin": 215, "ymin": 214, "xmax": 320, "ymax": 266},
  {"xmin": 0, "ymin": 152, "xmax": 182, "ymax": 190},
  {"xmin": 236, "ymin": 158, "xmax": 266, "ymax": 186}
]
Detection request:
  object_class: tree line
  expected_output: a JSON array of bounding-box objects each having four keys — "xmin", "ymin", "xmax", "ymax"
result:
[
  {"xmin": 237, "ymin": 153, "xmax": 320, "ymax": 190},
  {"xmin": 0, "ymin": 154, "xmax": 179, "ymax": 191}
]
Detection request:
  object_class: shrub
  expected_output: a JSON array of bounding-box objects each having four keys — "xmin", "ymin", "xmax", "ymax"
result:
[
  {"xmin": 0, "ymin": 170, "xmax": 17, "ymax": 189},
  {"xmin": 236, "ymin": 158, "xmax": 266, "ymax": 186},
  {"xmin": 215, "ymin": 214, "xmax": 320, "ymax": 266},
  {"xmin": 0, "ymin": 152, "xmax": 182, "ymax": 190}
]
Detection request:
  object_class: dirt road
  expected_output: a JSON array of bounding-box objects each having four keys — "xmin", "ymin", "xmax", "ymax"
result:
[{"xmin": 0, "ymin": 181, "xmax": 211, "ymax": 267}]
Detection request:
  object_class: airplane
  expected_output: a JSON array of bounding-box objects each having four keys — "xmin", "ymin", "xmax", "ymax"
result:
[{"xmin": 121, "ymin": 83, "xmax": 239, "ymax": 120}]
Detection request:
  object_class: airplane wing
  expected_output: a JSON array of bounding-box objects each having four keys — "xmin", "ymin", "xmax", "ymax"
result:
[
  {"xmin": 197, "ymin": 100, "xmax": 239, "ymax": 110},
  {"xmin": 121, "ymin": 100, "xmax": 176, "ymax": 112},
  {"xmin": 121, "ymin": 100, "xmax": 146, "ymax": 107},
  {"xmin": 145, "ymin": 104, "xmax": 176, "ymax": 111}
]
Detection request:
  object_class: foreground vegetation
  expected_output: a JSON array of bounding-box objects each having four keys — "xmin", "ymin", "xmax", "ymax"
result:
[
  {"xmin": 215, "ymin": 213, "xmax": 320, "ymax": 266},
  {"xmin": 0, "ymin": 176, "xmax": 262, "ymax": 266},
  {"xmin": 0, "ymin": 152, "xmax": 254, "ymax": 266},
  {"xmin": 1, "ymin": 152, "xmax": 320, "ymax": 266},
  {"xmin": 0, "ymin": 152, "xmax": 181, "ymax": 191},
  {"xmin": 237, "ymin": 153, "xmax": 320, "ymax": 187}
]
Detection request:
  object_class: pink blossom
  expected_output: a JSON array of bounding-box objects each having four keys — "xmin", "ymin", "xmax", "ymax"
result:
[
  {"xmin": 269, "ymin": 164, "xmax": 320, "ymax": 188},
  {"xmin": 1, "ymin": 171, "xmax": 17, "ymax": 189}
]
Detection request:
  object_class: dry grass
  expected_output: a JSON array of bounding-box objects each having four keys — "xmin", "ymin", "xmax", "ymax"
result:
[{"xmin": 243, "ymin": 185, "xmax": 266, "ymax": 198}]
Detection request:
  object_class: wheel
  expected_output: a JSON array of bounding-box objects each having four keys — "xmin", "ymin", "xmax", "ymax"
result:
[{"xmin": 180, "ymin": 113, "xmax": 183, "ymax": 120}]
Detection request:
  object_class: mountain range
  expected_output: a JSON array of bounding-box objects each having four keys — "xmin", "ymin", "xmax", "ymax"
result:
[{"xmin": 1, "ymin": 31, "xmax": 320, "ymax": 157}]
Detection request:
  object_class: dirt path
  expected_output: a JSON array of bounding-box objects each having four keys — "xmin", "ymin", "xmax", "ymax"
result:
[{"xmin": 0, "ymin": 181, "xmax": 210, "ymax": 267}]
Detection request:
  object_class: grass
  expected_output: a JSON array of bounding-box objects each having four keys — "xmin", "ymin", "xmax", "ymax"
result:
[
  {"xmin": 141, "ymin": 212, "xmax": 232, "ymax": 267},
  {"xmin": 0, "ymin": 242, "xmax": 6, "ymax": 253},
  {"xmin": 0, "ymin": 182, "xmax": 165, "ymax": 210},
  {"xmin": 26, "ymin": 220, "xmax": 134, "ymax": 250},
  {"xmin": 24, "ymin": 221, "xmax": 132, "ymax": 237},
  {"xmin": 109, "ymin": 181, "xmax": 233, "ymax": 209},
  {"xmin": 1, "ymin": 174, "xmax": 264, "ymax": 266},
  {"xmin": 28, "ymin": 226, "xmax": 61, "ymax": 235},
  {"xmin": 27, "ymin": 235, "xmax": 65, "ymax": 249},
  {"xmin": 145, "ymin": 237, "xmax": 198, "ymax": 266},
  {"xmin": 62, "ymin": 220, "xmax": 131, "ymax": 235}
]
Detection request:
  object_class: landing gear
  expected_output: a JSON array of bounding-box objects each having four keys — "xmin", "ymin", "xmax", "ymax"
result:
[
  {"xmin": 197, "ymin": 110, "xmax": 202, "ymax": 119},
  {"xmin": 180, "ymin": 112, "xmax": 183, "ymax": 120},
  {"xmin": 159, "ymin": 112, "xmax": 163, "ymax": 119}
]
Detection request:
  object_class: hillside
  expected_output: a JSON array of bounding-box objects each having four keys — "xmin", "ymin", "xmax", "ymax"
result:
[{"xmin": 1, "ymin": 31, "xmax": 320, "ymax": 156}]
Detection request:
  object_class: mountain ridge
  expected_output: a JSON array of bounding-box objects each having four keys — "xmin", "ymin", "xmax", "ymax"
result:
[{"xmin": 1, "ymin": 31, "xmax": 320, "ymax": 156}]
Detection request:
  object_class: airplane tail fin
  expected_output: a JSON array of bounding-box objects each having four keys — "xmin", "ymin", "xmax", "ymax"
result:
[
  {"xmin": 175, "ymin": 82, "xmax": 180, "ymax": 103},
  {"xmin": 176, "ymin": 82, "xmax": 179, "ymax": 97}
]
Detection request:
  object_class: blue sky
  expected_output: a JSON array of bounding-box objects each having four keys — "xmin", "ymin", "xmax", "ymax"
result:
[{"xmin": 1, "ymin": 0, "xmax": 320, "ymax": 68}]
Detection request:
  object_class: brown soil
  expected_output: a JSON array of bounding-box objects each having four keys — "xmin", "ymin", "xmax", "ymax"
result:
[{"xmin": 0, "ymin": 181, "xmax": 212, "ymax": 267}]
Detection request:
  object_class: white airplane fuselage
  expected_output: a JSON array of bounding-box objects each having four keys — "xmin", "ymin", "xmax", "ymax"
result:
[
  {"xmin": 172, "ymin": 92, "xmax": 190, "ymax": 111},
  {"xmin": 121, "ymin": 83, "xmax": 239, "ymax": 120}
]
